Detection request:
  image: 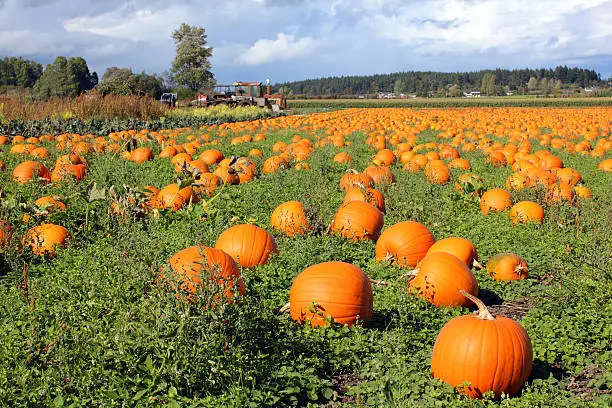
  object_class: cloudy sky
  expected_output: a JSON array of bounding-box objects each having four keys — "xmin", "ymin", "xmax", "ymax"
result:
[{"xmin": 1, "ymin": 0, "xmax": 611, "ymax": 84}]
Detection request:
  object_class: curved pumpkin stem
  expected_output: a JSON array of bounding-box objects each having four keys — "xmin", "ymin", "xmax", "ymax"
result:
[
  {"xmin": 400, "ymin": 269, "xmax": 418, "ymax": 280},
  {"xmin": 345, "ymin": 169, "xmax": 359, "ymax": 174},
  {"xmin": 369, "ymin": 278, "xmax": 388, "ymax": 286},
  {"xmin": 472, "ymin": 259, "xmax": 483, "ymax": 270},
  {"xmin": 279, "ymin": 302, "xmax": 290, "ymax": 314},
  {"xmin": 460, "ymin": 290, "xmax": 495, "ymax": 321}
]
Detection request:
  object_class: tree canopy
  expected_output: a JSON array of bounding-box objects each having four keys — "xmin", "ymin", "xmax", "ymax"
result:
[
  {"xmin": 97, "ymin": 67, "xmax": 164, "ymax": 98},
  {"xmin": 32, "ymin": 56, "xmax": 97, "ymax": 99},
  {"xmin": 0, "ymin": 57, "xmax": 43, "ymax": 88},
  {"xmin": 169, "ymin": 23, "xmax": 214, "ymax": 93}
]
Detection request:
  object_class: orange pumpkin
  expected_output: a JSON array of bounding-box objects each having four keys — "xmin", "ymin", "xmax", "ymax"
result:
[
  {"xmin": 408, "ymin": 252, "xmax": 478, "ymax": 307},
  {"xmin": 480, "ymin": 188, "xmax": 513, "ymax": 215},
  {"xmin": 194, "ymin": 173, "xmax": 221, "ymax": 197},
  {"xmin": 343, "ymin": 186, "xmax": 386, "ymax": 213},
  {"xmin": 509, "ymin": 201, "xmax": 544, "ymax": 224},
  {"xmin": 213, "ymin": 165, "xmax": 240, "ymax": 185},
  {"xmin": 339, "ymin": 170, "xmax": 374, "ymax": 191},
  {"xmin": 426, "ymin": 237, "xmax": 480, "ymax": 269},
  {"xmin": 165, "ymin": 246, "xmax": 245, "ymax": 300},
  {"xmin": 329, "ymin": 201, "xmax": 383, "ymax": 242},
  {"xmin": 573, "ymin": 185, "xmax": 592, "ymax": 198},
  {"xmin": 22, "ymin": 223, "xmax": 70, "ymax": 256},
  {"xmin": 375, "ymin": 221, "xmax": 435, "ymax": 267},
  {"xmin": 130, "ymin": 147, "xmax": 154, "ymax": 164},
  {"xmin": 154, "ymin": 184, "xmax": 196, "ymax": 210},
  {"xmin": 333, "ymin": 152, "xmax": 353, "ymax": 164},
  {"xmin": 12, "ymin": 161, "xmax": 51, "ymax": 184},
  {"xmin": 270, "ymin": 201, "xmax": 311, "ymax": 237},
  {"xmin": 34, "ymin": 196, "xmax": 67, "ymax": 212},
  {"xmin": 424, "ymin": 160, "xmax": 450, "ymax": 185},
  {"xmin": 487, "ymin": 253, "xmax": 529, "ymax": 281},
  {"xmin": 215, "ymin": 224, "xmax": 278, "ymax": 268},
  {"xmin": 199, "ymin": 149, "xmax": 224, "ymax": 165},
  {"xmin": 289, "ymin": 262, "xmax": 373, "ymax": 327},
  {"xmin": 431, "ymin": 291, "xmax": 533, "ymax": 398},
  {"xmin": 598, "ymin": 158, "xmax": 612, "ymax": 172},
  {"xmin": 363, "ymin": 165, "xmax": 396, "ymax": 185}
]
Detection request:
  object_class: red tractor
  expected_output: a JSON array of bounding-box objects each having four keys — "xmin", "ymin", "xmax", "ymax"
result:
[{"xmin": 196, "ymin": 81, "xmax": 286, "ymax": 110}]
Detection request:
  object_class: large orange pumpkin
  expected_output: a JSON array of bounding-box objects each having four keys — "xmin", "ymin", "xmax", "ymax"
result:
[
  {"xmin": 289, "ymin": 262, "xmax": 373, "ymax": 327},
  {"xmin": 329, "ymin": 201, "xmax": 383, "ymax": 241},
  {"xmin": 431, "ymin": 291, "xmax": 533, "ymax": 399},
  {"xmin": 215, "ymin": 224, "xmax": 278, "ymax": 268},
  {"xmin": 270, "ymin": 201, "xmax": 311, "ymax": 237},
  {"xmin": 165, "ymin": 246, "xmax": 245, "ymax": 300},
  {"xmin": 22, "ymin": 223, "xmax": 70, "ymax": 256},
  {"xmin": 408, "ymin": 252, "xmax": 478, "ymax": 307},
  {"xmin": 375, "ymin": 221, "xmax": 435, "ymax": 267}
]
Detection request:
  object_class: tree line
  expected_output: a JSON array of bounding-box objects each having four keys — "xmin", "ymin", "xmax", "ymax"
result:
[
  {"xmin": 0, "ymin": 23, "xmax": 213, "ymax": 101},
  {"xmin": 275, "ymin": 67, "xmax": 604, "ymax": 97},
  {"xmin": 1, "ymin": 55, "xmax": 169, "ymax": 100}
]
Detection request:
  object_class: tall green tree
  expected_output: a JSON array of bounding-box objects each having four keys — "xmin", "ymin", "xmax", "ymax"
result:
[
  {"xmin": 169, "ymin": 23, "xmax": 214, "ymax": 92},
  {"xmin": 481, "ymin": 73, "xmax": 495, "ymax": 96},
  {"xmin": 33, "ymin": 56, "xmax": 77, "ymax": 99},
  {"xmin": 448, "ymin": 84, "xmax": 462, "ymax": 97},
  {"xmin": 527, "ymin": 76, "xmax": 538, "ymax": 93},
  {"xmin": 32, "ymin": 56, "xmax": 95, "ymax": 99},
  {"xmin": 68, "ymin": 57, "xmax": 97, "ymax": 93}
]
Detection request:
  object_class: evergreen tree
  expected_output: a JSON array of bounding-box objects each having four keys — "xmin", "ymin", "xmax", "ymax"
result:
[{"xmin": 169, "ymin": 23, "xmax": 214, "ymax": 92}]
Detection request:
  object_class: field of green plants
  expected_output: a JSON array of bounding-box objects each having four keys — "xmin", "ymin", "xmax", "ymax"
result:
[
  {"xmin": 0, "ymin": 107, "xmax": 610, "ymax": 407},
  {"xmin": 287, "ymin": 97, "xmax": 612, "ymax": 110}
]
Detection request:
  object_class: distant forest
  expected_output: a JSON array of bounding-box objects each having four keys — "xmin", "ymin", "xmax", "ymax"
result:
[{"xmin": 274, "ymin": 67, "xmax": 605, "ymax": 97}]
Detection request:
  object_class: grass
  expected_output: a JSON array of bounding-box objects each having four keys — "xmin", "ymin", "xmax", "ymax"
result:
[{"xmin": 0, "ymin": 110, "xmax": 610, "ymax": 407}]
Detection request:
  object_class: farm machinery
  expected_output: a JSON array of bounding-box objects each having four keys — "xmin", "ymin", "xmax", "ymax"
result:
[{"xmin": 194, "ymin": 81, "xmax": 286, "ymax": 110}]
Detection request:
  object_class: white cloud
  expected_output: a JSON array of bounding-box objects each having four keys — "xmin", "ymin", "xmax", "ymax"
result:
[
  {"xmin": 363, "ymin": 0, "xmax": 612, "ymax": 58},
  {"xmin": 234, "ymin": 33, "xmax": 317, "ymax": 65},
  {"xmin": 63, "ymin": 4, "xmax": 188, "ymax": 42}
]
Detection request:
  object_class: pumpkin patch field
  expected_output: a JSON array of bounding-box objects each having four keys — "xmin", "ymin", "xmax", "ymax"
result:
[{"xmin": 0, "ymin": 107, "xmax": 610, "ymax": 407}]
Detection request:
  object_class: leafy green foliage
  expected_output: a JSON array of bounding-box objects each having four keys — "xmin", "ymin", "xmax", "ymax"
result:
[{"xmin": 0, "ymin": 113, "xmax": 610, "ymax": 407}]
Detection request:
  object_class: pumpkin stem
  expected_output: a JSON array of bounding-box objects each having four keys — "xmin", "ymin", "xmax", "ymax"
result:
[
  {"xmin": 383, "ymin": 253, "xmax": 395, "ymax": 263},
  {"xmin": 369, "ymin": 278, "xmax": 388, "ymax": 286},
  {"xmin": 400, "ymin": 269, "xmax": 419, "ymax": 280},
  {"xmin": 472, "ymin": 259, "xmax": 483, "ymax": 270},
  {"xmin": 345, "ymin": 169, "xmax": 359, "ymax": 174},
  {"xmin": 515, "ymin": 265, "xmax": 528, "ymax": 277},
  {"xmin": 460, "ymin": 290, "xmax": 495, "ymax": 320},
  {"xmin": 279, "ymin": 302, "xmax": 290, "ymax": 314}
]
